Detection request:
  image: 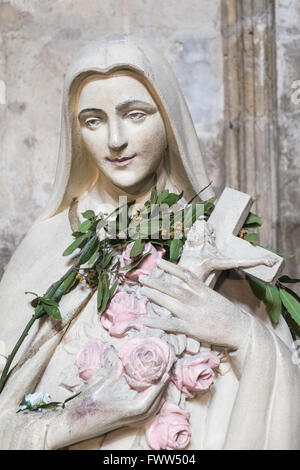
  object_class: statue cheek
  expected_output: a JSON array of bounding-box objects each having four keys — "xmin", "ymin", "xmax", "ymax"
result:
[{"xmin": 81, "ymin": 128, "xmax": 108, "ymax": 159}]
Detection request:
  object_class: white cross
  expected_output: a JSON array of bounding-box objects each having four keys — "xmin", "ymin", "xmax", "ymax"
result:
[{"xmin": 208, "ymin": 187, "xmax": 284, "ymax": 284}]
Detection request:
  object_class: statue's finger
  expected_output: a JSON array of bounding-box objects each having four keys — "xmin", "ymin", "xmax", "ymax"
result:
[
  {"xmin": 263, "ymin": 255, "xmax": 277, "ymax": 267},
  {"xmin": 140, "ymin": 387, "xmax": 165, "ymax": 419},
  {"xmin": 139, "ymin": 275, "xmax": 191, "ymax": 301},
  {"xmin": 88, "ymin": 345, "xmax": 121, "ymax": 389},
  {"xmin": 157, "ymin": 259, "xmax": 189, "ymax": 282},
  {"xmin": 142, "ymin": 315, "xmax": 187, "ymax": 335},
  {"xmin": 140, "ymin": 286, "xmax": 186, "ymax": 321}
]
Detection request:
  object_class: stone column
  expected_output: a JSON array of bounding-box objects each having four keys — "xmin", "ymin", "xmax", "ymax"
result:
[{"xmin": 221, "ymin": 0, "xmax": 279, "ymax": 249}]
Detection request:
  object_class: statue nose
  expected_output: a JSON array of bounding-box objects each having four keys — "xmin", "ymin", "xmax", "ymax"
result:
[{"xmin": 108, "ymin": 119, "xmax": 128, "ymax": 152}]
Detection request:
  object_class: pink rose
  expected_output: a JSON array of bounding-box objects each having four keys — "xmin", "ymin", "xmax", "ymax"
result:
[
  {"xmin": 147, "ymin": 403, "xmax": 191, "ymax": 450},
  {"xmin": 76, "ymin": 339, "xmax": 106, "ymax": 381},
  {"xmin": 120, "ymin": 242, "xmax": 165, "ymax": 281},
  {"xmin": 101, "ymin": 290, "xmax": 148, "ymax": 337},
  {"xmin": 171, "ymin": 354, "xmax": 220, "ymax": 398},
  {"xmin": 118, "ymin": 336, "xmax": 172, "ymax": 391}
]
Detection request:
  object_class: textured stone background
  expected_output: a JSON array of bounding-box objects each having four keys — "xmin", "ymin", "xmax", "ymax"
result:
[
  {"xmin": 276, "ymin": 0, "xmax": 300, "ymax": 281},
  {"xmin": 0, "ymin": 0, "xmax": 299, "ymax": 283}
]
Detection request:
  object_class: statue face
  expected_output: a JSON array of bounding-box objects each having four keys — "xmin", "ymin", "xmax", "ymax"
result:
[{"xmin": 77, "ymin": 74, "xmax": 167, "ymax": 193}]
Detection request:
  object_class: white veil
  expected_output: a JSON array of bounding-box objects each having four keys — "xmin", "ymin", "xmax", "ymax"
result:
[{"xmin": 40, "ymin": 34, "xmax": 214, "ymax": 220}]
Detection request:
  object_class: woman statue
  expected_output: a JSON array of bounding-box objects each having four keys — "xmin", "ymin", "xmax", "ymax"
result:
[{"xmin": 0, "ymin": 35, "xmax": 299, "ymax": 450}]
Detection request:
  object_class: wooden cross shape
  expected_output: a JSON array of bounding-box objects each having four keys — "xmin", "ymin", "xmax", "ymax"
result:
[{"xmin": 207, "ymin": 187, "xmax": 284, "ymax": 285}]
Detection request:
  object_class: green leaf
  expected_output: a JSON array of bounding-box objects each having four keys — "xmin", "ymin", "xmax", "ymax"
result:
[
  {"xmin": 119, "ymin": 250, "xmax": 151, "ymax": 271},
  {"xmin": 279, "ymin": 253, "xmax": 294, "ymax": 260},
  {"xmin": 109, "ymin": 279, "xmax": 119, "ymax": 297},
  {"xmin": 157, "ymin": 189, "xmax": 169, "ymax": 205},
  {"xmin": 51, "ymin": 271, "xmax": 78, "ymax": 302},
  {"xmin": 244, "ymin": 233, "xmax": 258, "ymax": 245},
  {"xmin": 130, "ymin": 238, "xmax": 145, "ymax": 258},
  {"xmin": 82, "ymin": 210, "xmax": 96, "ymax": 220},
  {"xmin": 244, "ymin": 213, "xmax": 263, "ymax": 227},
  {"xmin": 282, "ymin": 286, "xmax": 300, "ymax": 304},
  {"xmin": 97, "ymin": 274, "xmax": 104, "ymax": 312},
  {"xmin": 42, "ymin": 303, "xmax": 62, "ymax": 320},
  {"xmin": 248, "ymin": 276, "xmax": 267, "ymax": 302},
  {"xmin": 99, "ymin": 274, "xmax": 110, "ymax": 314},
  {"xmin": 248, "ymin": 277, "xmax": 282, "ymax": 324},
  {"xmin": 40, "ymin": 297, "xmax": 60, "ymax": 307},
  {"xmin": 77, "ymin": 219, "xmax": 92, "ymax": 233},
  {"xmin": 204, "ymin": 196, "xmax": 217, "ymax": 213},
  {"xmin": 79, "ymin": 236, "xmax": 99, "ymax": 265},
  {"xmin": 150, "ymin": 186, "xmax": 158, "ymax": 205},
  {"xmin": 282, "ymin": 309, "xmax": 300, "ymax": 340},
  {"xmin": 265, "ymin": 285, "xmax": 282, "ymax": 323},
  {"xmin": 169, "ymin": 238, "xmax": 183, "ymax": 262},
  {"xmin": 163, "ymin": 191, "xmax": 184, "ymax": 207},
  {"xmin": 87, "ymin": 248, "xmax": 99, "ymax": 266},
  {"xmin": 149, "ymin": 240, "xmax": 165, "ymax": 247},
  {"xmin": 101, "ymin": 250, "xmax": 114, "ymax": 269},
  {"xmin": 279, "ymin": 289, "xmax": 300, "ymax": 326},
  {"xmin": 61, "ymin": 271, "xmax": 78, "ymax": 294},
  {"xmin": 63, "ymin": 233, "xmax": 89, "ymax": 256},
  {"xmin": 279, "ymin": 275, "xmax": 300, "ymax": 284}
]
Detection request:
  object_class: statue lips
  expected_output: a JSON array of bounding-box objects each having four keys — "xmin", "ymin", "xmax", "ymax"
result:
[{"xmin": 106, "ymin": 153, "xmax": 137, "ymax": 166}]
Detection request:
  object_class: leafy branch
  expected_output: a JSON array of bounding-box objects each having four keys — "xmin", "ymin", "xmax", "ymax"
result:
[
  {"xmin": 1, "ymin": 185, "xmax": 300, "ymax": 402},
  {"xmin": 240, "ymin": 213, "xmax": 300, "ymax": 338}
]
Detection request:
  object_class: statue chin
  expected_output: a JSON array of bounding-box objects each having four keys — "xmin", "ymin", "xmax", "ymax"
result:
[{"xmin": 111, "ymin": 173, "xmax": 157, "ymax": 197}]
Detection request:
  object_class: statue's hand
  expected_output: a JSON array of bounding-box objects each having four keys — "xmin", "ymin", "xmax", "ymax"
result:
[
  {"xmin": 46, "ymin": 345, "xmax": 171, "ymax": 450},
  {"xmin": 0, "ymin": 345, "xmax": 171, "ymax": 450},
  {"xmin": 139, "ymin": 259, "xmax": 252, "ymax": 353},
  {"xmin": 0, "ymin": 409, "xmax": 47, "ymax": 450}
]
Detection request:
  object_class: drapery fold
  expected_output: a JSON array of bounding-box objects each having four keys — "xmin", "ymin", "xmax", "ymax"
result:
[{"xmin": 224, "ymin": 315, "xmax": 300, "ymax": 449}]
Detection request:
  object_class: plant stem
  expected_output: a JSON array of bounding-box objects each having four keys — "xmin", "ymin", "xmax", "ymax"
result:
[
  {"xmin": 0, "ymin": 310, "xmax": 42, "ymax": 394},
  {"xmin": 0, "ymin": 264, "xmax": 81, "ymax": 396}
]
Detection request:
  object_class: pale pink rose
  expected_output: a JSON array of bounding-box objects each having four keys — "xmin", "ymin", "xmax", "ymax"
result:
[
  {"xmin": 101, "ymin": 290, "xmax": 148, "ymax": 338},
  {"xmin": 76, "ymin": 339, "xmax": 106, "ymax": 381},
  {"xmin": 118, "ymin": 336, "xmax": 172, "ymax": 391},
  {"xmin": 147, "ymin": 403, "xmax": 191, "ymax": 450},
  {"xmin": 120, "ymin": 242, "xmax": 165, "ymax": 282},
  {"xmin": 171, "ymin": 354, "xmax": 220, "ymax": 398}
]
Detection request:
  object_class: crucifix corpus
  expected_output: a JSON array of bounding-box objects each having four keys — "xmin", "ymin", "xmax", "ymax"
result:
[{"xmin": 179, "ymin": 187, "xmax": 285, "ymax": 288}]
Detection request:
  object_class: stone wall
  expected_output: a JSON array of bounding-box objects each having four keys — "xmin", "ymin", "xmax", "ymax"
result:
[
  {"xmin": 276, "ymin": 0, "xmax": 300, "ymax": 281},
  {"xmin": 0, "ymin": 0, "xmax": 224, "ymax": 279}
]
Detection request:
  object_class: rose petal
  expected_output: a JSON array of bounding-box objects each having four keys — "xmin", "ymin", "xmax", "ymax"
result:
[{"xmin": 118, "ymin": 337, "xmax": 172, "ymax": 391}]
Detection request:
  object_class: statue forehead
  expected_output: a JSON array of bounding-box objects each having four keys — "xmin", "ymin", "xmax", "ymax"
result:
[{"xmin": 77, "ymin": 73, "xmax": 156, "ymax": 107}]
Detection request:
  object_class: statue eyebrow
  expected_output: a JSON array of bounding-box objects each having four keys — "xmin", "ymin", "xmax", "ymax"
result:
[
  {"xmin": 115, "ymin": 99, "xmax": 157, "ymax": 113},
  {"xmin": 78, "ymin": 100, "xmax": 157, "ymax": 120},
  {"xmin": 78, "ymin": 108, "xmax": 104, "ymax": 120}
]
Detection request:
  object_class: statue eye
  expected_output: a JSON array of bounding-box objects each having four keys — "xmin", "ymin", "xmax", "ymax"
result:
[
  {"xmin": 85, "ymin": 118, "xmax": 102, "ymax": 129},
  {"xmin": 126, "ymin": 111, "xmax": 146, "ymax": 121}
]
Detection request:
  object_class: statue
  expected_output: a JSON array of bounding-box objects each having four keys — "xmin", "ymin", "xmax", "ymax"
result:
[{"xmin": 0, "ymin": 35, "xmax": 299, "ymax": 450}]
